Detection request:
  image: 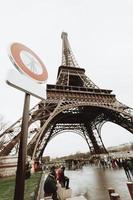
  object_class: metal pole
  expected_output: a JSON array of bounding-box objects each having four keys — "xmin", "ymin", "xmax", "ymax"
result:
[
  {"xmin": 127, "ymin": 182, "xmax": 133, "ymax": 200},
  {"xmin": 14, "ymin": 93, "xmax": 30, "ymax": 200}
]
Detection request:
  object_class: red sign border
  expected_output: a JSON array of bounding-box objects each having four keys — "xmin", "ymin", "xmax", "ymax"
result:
[{"xmin": 10, "ymin": 43, "xmax": 48, "ymax": 82}]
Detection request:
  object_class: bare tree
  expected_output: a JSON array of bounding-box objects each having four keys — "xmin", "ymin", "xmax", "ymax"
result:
[
  {"xmin": 0, "ymin": 115, "xmax": 8, "ymax": 137},
  {"xmin": 0, "ymin": 115, "xmax": 9, "ymax": 150}
]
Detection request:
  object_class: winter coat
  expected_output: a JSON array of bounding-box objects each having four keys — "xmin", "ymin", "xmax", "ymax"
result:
[{"xmin": 44, "ymin": 173, "xmax": 57, "ymax": 196}]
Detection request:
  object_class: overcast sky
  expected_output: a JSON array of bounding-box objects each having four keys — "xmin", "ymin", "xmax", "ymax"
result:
[{"xmin": 0, "ymin": 0, "xmax": 133, "ymax": 158}]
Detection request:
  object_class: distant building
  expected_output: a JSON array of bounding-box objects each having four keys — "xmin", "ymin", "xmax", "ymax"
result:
[{"xmin": 42, "ymin": 156, "xmax": 50, "ymax": 163}]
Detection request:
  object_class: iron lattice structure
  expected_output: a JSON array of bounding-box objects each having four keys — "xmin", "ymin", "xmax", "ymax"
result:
[{"xmin": 0, "ymin": 32, "xmax": 133, "ymax": 160}]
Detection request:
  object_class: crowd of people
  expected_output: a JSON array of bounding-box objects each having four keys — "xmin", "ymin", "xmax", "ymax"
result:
[
  {"xmin": 91, "ymin": 156, "xmax": 133, "ymax": 180},
  {"xmin": 43, "ymin": 165, "xmax": 70, "ymax": 200}
]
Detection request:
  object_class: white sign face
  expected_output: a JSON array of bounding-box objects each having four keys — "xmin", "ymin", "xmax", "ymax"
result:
[
  {"xmin": 6, "ymin": 69, "xmax": 46, "ymax": 100},
  {"xmin": 20, "ymin": 50, "xmax": 43, "ymax": 75},
  {"xmin": 9, "ymin": 43, "xmax": 48, "ymax": 83}
]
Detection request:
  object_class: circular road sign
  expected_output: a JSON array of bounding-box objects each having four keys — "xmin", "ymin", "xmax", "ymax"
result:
[{"xmin": 9, "ymin": 43, "xmax": 48, "ymax": 83}]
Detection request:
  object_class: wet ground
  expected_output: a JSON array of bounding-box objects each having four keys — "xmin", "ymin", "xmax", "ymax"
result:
[{"xmin": 66, "ymin": 165, "xmax": 132, "ymax": 200}]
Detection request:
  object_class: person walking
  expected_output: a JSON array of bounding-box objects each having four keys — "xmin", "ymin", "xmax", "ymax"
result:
[
  {"xmin": 122, "ymin": 159, "xmax": 132, "ymax": 180},
  {"xmin": 127, "ymin": 158, "xmax": 133, "ymax": 178}
]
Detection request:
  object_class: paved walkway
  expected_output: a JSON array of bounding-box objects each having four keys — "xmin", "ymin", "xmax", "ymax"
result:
[
  {"xmin": 37, "ymin": 166, "xmax": 132, "ymax": 200},
  {"xmin": 66, "ymin": 165, "xmax": 132, "ymax": 200}
]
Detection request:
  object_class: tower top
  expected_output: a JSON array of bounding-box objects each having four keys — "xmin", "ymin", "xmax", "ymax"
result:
[
  {"xmin": 61, "ymin": 32, "xmax": 79, "ymax": 67},
  {"xmin": 57, "ymin": 32, "xmax": 99, "ymax": 89},
  {"xmin": 61, "ymin": 32, "xmax": 68, "ymax": 39}
]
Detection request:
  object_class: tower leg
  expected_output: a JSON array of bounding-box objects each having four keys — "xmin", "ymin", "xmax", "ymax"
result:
[{"xmin": 85, "ymin": 122, "xmax": 107, "ymax": 154}]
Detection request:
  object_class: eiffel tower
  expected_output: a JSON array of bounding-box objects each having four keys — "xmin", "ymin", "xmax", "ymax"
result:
[{"xmin": 0, "ymin": 32, "xmax": 133, "ymax": 160}]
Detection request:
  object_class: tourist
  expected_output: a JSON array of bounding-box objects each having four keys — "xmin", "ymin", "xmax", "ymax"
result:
[
  {"xmin": 44, "ymin": 166, "xmax": 59, "ymax": 200},
  {"xmin": 127, "ymin": 158, "xmax": 133, "ymax": 177},
  {"xmin": 57, "ymin": 166, "xmax": 69, "ymax": 189},
  {"xmin": 122, "ymin": 159, "xmax": 131, "ymax": 180},
  {"xmin": 25, "ymin": 161, "xmax": 31, "ymax": 179}
]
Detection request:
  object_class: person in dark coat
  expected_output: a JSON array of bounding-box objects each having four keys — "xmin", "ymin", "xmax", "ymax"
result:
[
  {"xmin": 122, "ymin": 159, "xmax": 131, "ymax": 180},
  {"xmin": 44, "ymin": 166, "xmax": 59, "ymax": 200},
  {"xmin": 127, "ymin": 158, "xmax": 133, "ymax": 177},
  {"xmin": 25, "ymin": 161, "xmax": 31, "ymax": 179}
]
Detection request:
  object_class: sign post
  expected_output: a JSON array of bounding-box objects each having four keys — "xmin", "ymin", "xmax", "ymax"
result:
[
  {"xmin": 7, "ymin": 43, "xmax": 48, "ymax": 200},
  {"xmin": 14, "ymin": 93, "xmax": 30, "ymax": 200}
]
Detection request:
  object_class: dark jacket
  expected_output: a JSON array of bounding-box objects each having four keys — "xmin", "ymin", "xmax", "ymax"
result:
[{"xmin": 44, "ymin": 173, "xmax": 57, "ymax": 196}]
